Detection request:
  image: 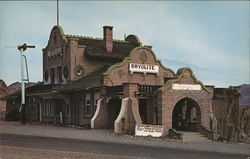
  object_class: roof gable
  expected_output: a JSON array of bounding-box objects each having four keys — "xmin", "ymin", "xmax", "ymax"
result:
[
  {"xmin": 44, "ymin": 25, "xmax": 67, "ymax": 50},
  {"xmin": 159, "ymin": 67, "xmax": 211, "ymax": 93}
]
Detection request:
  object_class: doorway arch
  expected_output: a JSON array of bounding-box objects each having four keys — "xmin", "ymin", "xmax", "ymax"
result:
[{"xmin": 172, "ymin": 98, "xmax": 201, "ymax": 131}]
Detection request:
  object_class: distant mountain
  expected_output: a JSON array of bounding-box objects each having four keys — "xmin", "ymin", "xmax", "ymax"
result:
[{"xmin": 239, "ymin": 84, "xmax": 250, "ymax": 107}]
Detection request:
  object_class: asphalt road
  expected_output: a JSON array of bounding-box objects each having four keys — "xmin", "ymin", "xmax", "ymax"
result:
[{"xmin": 0, "ymin": 133, "xmax": 248, "ymax": 159}]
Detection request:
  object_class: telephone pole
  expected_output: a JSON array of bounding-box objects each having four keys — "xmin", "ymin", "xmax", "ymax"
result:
[
  {"xmin": 57, "ymin": 0, "xmax": 59, "ymax": 26},
  {"xmin": 18, "ymin": 43, "xmax": 35, "ymax": 124}
]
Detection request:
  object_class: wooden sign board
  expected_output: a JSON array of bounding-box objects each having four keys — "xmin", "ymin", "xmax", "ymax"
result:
[{"xmin": 135, "ymin": 124, "xmax": 163, "ymax": 137}]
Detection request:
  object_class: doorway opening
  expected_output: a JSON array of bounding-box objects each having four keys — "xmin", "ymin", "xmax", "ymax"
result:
[
  {"xmin": 108, "ymin": 99, "xmax": 121, "ymax": 128},
  {"xmin": 139, "ymin": 99, "xmax": 148, "ymax": 124},
  {"xmin": 55, "ymin": 99, "xmax": 66, "ymax": 125},
  {"xmin": 172, "ymin": 98, "xmax": 201, "ymax": 131}
]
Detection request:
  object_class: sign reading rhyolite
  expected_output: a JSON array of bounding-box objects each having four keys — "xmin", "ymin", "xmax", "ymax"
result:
[
  {"xmin": 135, "ymin": 124, "xmax": 163, "ymax": 137},
  {"xmin": 129, "ymin": 63, "xmax": 159, "ymax": 74},
  {"xmin": 172, "ymin": 84, "xmax": 201, "ymax": 90}
]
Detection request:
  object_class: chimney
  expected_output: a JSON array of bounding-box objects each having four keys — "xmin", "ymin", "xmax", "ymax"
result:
[{"xmin": 103, "ymin": 26, "xmax": 113, "ymax": 53}]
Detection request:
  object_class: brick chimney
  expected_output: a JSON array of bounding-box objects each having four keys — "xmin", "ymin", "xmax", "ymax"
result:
[{"xmin": 103, "ymin": 26, "xmax": 113, "ymax": 53}]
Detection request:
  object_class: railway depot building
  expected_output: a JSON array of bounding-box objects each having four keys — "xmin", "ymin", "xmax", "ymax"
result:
[{"xmin": 5, "ymin": 25, "xmax": 241, "ymax": 139}]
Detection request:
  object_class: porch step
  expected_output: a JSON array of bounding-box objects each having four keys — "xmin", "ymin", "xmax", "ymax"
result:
[{"xmin": 179, "ymin": 131, "xmax": 211, "ymax": 142}]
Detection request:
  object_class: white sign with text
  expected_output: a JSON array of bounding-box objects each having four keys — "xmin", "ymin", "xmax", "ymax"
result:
[
  {"xmin": 172, "ymin": 84, "xmax": 201, "ymax": 90},
  {"xmin": 135, "ymin": 124, "xmax": 163, "ymax": 137},
  {"xmin": 129, "ymin": 63, "xmax": 159, "ymax": 74}
]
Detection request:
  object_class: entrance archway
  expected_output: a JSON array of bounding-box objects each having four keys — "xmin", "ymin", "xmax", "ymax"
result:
[{"xmin": 172, "ymin": 98, "xmax": 201, "ymax": 131}]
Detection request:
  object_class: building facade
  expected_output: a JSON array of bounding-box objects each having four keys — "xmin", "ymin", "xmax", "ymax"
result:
[{"xmin": 5, "ymin": 25, "xmax": 242, "ymax": 139}]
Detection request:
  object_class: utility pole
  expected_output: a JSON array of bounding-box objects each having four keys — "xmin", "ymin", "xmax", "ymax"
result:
[
  {"xmin": 57, "ymin": 0, "xmax": 59, "ymax": 26},
  {"xmin": 17, "ymin": 43, "xmax": 35, "ymax": 124}
]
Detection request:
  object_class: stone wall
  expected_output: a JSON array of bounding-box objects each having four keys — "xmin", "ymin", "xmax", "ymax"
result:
[
  {"xmin": 213, "ymin": 87, "xmax": 243, "ymax": 141},
  {"xmin": 0, "ymin": 100, "xmax": 6, "ymax": 120},
  {"xmin": 159, "ymin": 68, "xmax": 214, "ymax": 134},
  {"xmin": 161, "ymin": 89, "xmax": 213, "ymax": 132},
  {"xmin": 245, "ymin": 108, "xmax": 250, "ymax": 135}
]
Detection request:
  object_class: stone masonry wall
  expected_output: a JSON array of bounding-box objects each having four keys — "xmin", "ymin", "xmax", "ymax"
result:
[
  {"xmin": 160, "ymin": 69, "xmax": 213, "ymax": 134},
  {"xmin": 104, "ymin": 47, "xmax": 174, "ymax": 86}
]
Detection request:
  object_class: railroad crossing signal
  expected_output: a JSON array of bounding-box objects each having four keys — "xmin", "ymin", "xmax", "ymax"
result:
[
  {"xmin": 18, "ymin": 43, "xmax": 35, "ymax": 51},
  {"xmin": 18, "ymin": 43, "xmax": 35, "ymax": 124}
]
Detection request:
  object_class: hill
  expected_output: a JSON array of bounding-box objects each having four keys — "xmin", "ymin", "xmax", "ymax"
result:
[{"xmin": 239, "ymin": 84, "xmax": 250, "ymax": 107}]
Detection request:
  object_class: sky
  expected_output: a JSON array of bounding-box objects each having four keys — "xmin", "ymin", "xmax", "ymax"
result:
[{"xmin": 0, "ymin": 1, "xmax": 249, "ymax": 87}]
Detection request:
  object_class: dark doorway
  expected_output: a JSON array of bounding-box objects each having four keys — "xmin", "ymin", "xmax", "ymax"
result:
[
  {"xmin": 108, "ymin": 99, "xmax": 121, "ymax": 128},
  {"xmin": 37, "ymin": 103, "xmax": 40, "ymax": 121},
  {"xmin": 139, "ymin": 99, "xmax": 148, "ymax": 124},
  {"xmin": 55, "ymin": 99, "xmax": 66, "ymax": 124},
  {"xmin": 172, "ymin": 98, "xmax": 201, "ymax": 131},
  {"xmin": 73, "ymin": 101, "xmax": 80, "ymax": 125}
]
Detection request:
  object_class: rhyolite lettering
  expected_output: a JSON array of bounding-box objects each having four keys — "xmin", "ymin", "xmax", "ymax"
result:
[{"xmin": 129, "ymin": 63, "xmax": 159, "ymax": 74}]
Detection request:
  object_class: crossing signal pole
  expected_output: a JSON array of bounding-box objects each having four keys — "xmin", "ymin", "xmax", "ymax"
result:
[
  {"xmin": 18, "ymin": 43, "xmax": 35, "ymax": 124},
  {"xmin": 57, "ymin": 0, "xmax": 59, "ymax": 26}
]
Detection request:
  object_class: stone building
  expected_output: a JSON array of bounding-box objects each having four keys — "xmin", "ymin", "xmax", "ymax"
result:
[
  {"xmin": 0, "ymin": 80, "xmax": 8, "ymax": 120},
  {"xmin": 5, "ymin": 25, "xmax": 242, "ymax": 140}
]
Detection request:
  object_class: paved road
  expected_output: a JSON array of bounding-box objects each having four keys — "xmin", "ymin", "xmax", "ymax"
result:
[
  {"xmin": 1, "ymin": 121, "xmax": 249, "ymax": 155},
  {"xmin": 0, "ymin": 133, "xmax": 248, "ymax": 159}
]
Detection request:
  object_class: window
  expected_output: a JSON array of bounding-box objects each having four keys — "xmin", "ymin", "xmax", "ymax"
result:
[
  {"xmin": 42, "ymin": 102, "xmax": 45, "ymax": 116},
  {"xmin": 44, "ymin": 101, "xmax": 46, "ymax": 116},
  {"xmin": 66, "ymin": 104, "xmax": 70, "ymax": 116},
  {"xmin": 28, "ymin": 98, "xmax": 32, "ymax": 113},
  {"xmin": 32, "ymin": 98, "xmax": 36, "ymax": 113},
  {"xmin": 84, "ymin": 93, "xmax": 91, "ymax": 116},
  {"xmin": 12, "ymin": 101, "xmax": 15, "ymax": 110},
  {"xmin": 57, "ymin": 66, "xmax": 62, "ymax": 83},
  {"xmin": 54, "ymin": 34, "xmax": 57, "ymax": 44},
  {"xmin": 86, "ymin": 100, "xmax": 90, "ymax": 105},
  {"xmin": 48, "ymin": 104, "xmax": 50, "ymax": 116},
  {"xmin": 46, "ymin": 101, "xmax": 49, "ymax": 116},
  {"xmin": 50, "ymin": 68, "xmax": 55, "ymax": 84},
  {"xmin": 74, "ymin": 65, "xmax": 85, "ymax": 78},
  {"xmin": 44, "ymin": 99, "xmax": 52, "ymax": 116},
  {"xmin": 44, "ymin": 70, "xmax": 48, "ymax": 82},
  {"xmin": 63, "ymin": 66, "xmax": 68, "ymax": 79},
  {"xmin": 76, "ymin": 68, "xmax": 82, "ymax": 76},
  {"xmin": 50, "ymin": 100, "xmax": 54, "ymax": 116}
]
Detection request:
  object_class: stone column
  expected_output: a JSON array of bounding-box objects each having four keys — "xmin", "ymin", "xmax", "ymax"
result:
[
  {"xmin": 114, "ymin": 83, "xmax": 142, "ymax": 133},
  {"xmin": 91, "ymin": 87, "xmax": 108, "ymax": 129}
]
